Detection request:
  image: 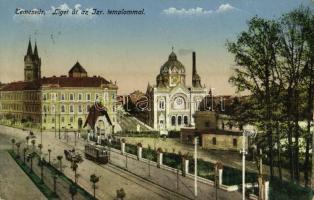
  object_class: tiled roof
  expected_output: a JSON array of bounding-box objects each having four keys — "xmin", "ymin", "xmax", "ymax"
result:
[
  {"xmin": 69, "ymin": 62, "xmax": 87, "ymax": 74},
  {"xmin": 0, "ymin": 81, "xmax": 40, "ymax": 91},
  {"xmin": 41, "ymin": 76, "xmax": 109, "ymax": 87},
  {"xmin": 0, "ymin": 76, "xmax": 110, "ymax": 91}
]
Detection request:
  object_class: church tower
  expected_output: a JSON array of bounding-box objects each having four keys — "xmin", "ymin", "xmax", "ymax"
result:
[
  {"xmin": 192, "ymin": 51, "xmax": 202, "ymax": 88},
  {"xmin": 24, "ymin": 39, "xmax": 41, "ymax": 81}
]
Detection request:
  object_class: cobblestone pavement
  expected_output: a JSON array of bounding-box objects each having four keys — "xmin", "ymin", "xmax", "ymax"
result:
[{"xmin": 0, "ymin": 150, "xmax": 46, "ymax": 200}]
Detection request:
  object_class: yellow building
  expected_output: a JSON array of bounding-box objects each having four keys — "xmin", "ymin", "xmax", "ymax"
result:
[
  {"xmin": 181, "ymin": 111, "xmax": 246, "ymax": 151},
  {"xmin": 40, "ymin": 62, "xmax": 118, "ymax": 131},
  {"xmin": 0, "ymin": 40, "xmax": 118, "ymax": 132}
]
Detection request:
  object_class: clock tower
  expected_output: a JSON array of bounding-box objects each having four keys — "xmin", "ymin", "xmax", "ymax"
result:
[{"xmin": 24, "ymin": 39, "xmax": 41, "ymax": 82}]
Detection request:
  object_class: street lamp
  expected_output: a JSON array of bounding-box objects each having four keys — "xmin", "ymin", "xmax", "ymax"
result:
[
  {"xmin": 194, "ymin": 136, "xmax": 198, "ymax": 197},
  {"xmin": 74, "ymin": 131, "xmax": 77, "ymax": 146},
  {"xmin": 210, "ymin": 88, "xmax": 215, "ymax": 111},
  {"xmin": 311, "ymin": 112, "xmax": 314, "ymax": 189},
  {"xmin": 241, "ymin": 129, "xmax": 257, "ymax": 200},
  {"xmin": 220, "ymin": 97, "xmax": 225, "ymax": 112}
]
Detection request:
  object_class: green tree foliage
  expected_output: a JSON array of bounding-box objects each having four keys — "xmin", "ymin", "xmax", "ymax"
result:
[{"xmin": 227, "ymin": 6, "xmax": 314, "ymax": 185}]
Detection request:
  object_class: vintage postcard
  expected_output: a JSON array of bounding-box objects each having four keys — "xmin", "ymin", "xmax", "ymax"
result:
[{"xmin": 0, "ymin": 0, "xmax": 314, "ymax": 200}]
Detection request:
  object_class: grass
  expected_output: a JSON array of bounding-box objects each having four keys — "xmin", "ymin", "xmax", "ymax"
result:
[{"xmin": 7, "ymin": 150, "xmax": 59, "ymax": 200}]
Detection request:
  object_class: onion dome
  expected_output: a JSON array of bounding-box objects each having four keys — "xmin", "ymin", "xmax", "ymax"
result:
[{"xmin": 160, "ymin": 52, "xmax": 185, "ymax": 74}]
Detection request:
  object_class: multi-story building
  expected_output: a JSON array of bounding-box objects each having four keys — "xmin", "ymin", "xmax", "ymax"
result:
[
  {"xmin": 0, "ymin": 40, "xmax": 118, "ymax": 133},
  {"xmin": 146, "ymin": 51, "xmax": 208, "ymax": 131}
]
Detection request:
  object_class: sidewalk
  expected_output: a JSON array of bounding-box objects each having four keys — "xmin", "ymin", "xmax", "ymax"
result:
[{"xmin": 0, "ymin": 151, "xmax": 47, "ymax": 200}]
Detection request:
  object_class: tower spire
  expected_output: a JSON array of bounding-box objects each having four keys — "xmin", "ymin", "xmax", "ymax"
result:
[
  {"xmin": 27, "ymin": 38, "xmax": 32, "ymax": 55},
  {"xmin": 33, "ymin": 41, "xmax": 38, "ymax": 57}
]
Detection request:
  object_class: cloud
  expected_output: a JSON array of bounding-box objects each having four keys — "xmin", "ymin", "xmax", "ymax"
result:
[
  {"xmin": 216, "ymin": 4, "xmax": 236, "ymax": 13},
  {"xmin": 162, "ymin": 4, "xmax": 237, "ymax": 16},
  {"xmin": 163, "ymin": 7, "xmax": 213, "ymax": 15}
]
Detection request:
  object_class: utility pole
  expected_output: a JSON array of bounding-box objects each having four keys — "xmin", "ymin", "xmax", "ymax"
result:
[
  {"xmin": 54, "ymin": 109, "xmax": 57, "ymax": 138},
  {"xmin": 210, "ymin": 88, "xmax": 215, "ymax": 111},
  {"xmin": 242, "ymin": 130, "xmax": 257, "ymax": 200},
  {"xmin": 58, "ymin": 112, "xmax": 61, "ymax": 139},
  {"xmin": 242, "ymin": 134, "xmax": 246, "ymax": 200},
  {"xmin": 311, "ymin": 112, "xmax": 314, "ymax": 189},
  {"xmin": 194, "ymin": 136, "xmax": 198, "ymax": 197}
]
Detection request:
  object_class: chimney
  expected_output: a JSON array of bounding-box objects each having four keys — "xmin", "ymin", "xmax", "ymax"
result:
[{"xmin": 192, "ymin": 51, "xmax": 196, "ymax": 75}]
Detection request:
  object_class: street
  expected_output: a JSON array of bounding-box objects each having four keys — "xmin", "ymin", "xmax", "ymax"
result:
[{"xmin": 0, "ymin": 125, "xmax": 242, "ymax": 200}]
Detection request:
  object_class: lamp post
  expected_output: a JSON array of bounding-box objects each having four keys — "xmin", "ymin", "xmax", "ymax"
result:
[
  {"xmin": 311, "ymin": 112, "xmax": 314, "ymax": 189},
  {"xmin": 220, "ymin": 97, "xmax": 225, "ymax": 112},
  {"xmin": 210, "ymin": 88, "xmax": 215, "ymax": 111},
  {"xmin": 194, "ymin": 136, "xmax": 198, "ymax": 197},
  {"xmin": 74, "ymin": 131, "xmax": 77, "ymax": 146},
  {"xmin": 241, "ymin": 129, "xmax": 257, "ymax": 200}
]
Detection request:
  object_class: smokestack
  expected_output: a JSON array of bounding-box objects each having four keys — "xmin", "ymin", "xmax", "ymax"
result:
[{"xmin": 192, "ymin": 51, "xmax": 196, "ymax": 75}]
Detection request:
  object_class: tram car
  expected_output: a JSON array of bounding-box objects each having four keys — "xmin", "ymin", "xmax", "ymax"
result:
[{"xmin": 84, "ymin": 143, "xmax": 109, "ymax": 164}]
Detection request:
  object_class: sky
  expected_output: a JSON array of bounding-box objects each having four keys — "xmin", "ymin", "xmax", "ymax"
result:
[{"xmin": 0, "ymin": 0, "xmax": 313, "ymax": 95}]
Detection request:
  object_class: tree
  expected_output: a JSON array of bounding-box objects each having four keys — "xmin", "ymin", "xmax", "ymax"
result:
[
  {"xmin": 57, "ymin": 155, "xmax": 63, "ymax": 172},
  {"xmin": 303, "ymin": 10, "xmax": 314, "ymax": 186},
  {"xmin": 48, "ymin": 149, "xmax": 52, "ymax": 164},
  {"xmin": 52, "ymin": 173, "xmax": 58, "ymax": 195},
  {"xmin": 116, "ymin": 188, "xmax": 126, "ymax": 200},
  {"xmin": 90, "ymin": 174, "xmax": 100, "ymax": 200},
  {"xmin": 38, "ymin": 144, "xmax": 43, "ymax": 154},
  {"xmin": 28, "ymin": 152, "xmax": 35, "ymax": 172},
  {"xmin": 23, "ymin": 147, "xmax": 28, "ymax": 163},
  {"xmin": 38, "ymin": 157, "xmax": 46, "ymax": 183},
  {"xmin": 69, "ymin": 184, "xmax": 78, "ymax": 200},
  {"xmin": 26, "ymin": 136, "xmax": 30, "ymax": 147},
  {"xmin": 31, "ymin": 139, "xmax": 36, "ymax": 152},
  {"xmin": 15, "ymin": 142, "xmax": 21, "ymax": 158},
  {"xmin": 71, "ymin": 154, "xmax": 83, "ymax": 184},
  {"xmin": 227, "ymin": 16, "xmax": 281, "ymax": 179},
  {"xmin": 227, "ymin": 6, "xmax": 314, "ymax": 184},
  {"xmin": 11, "ymin": 138, "xmax": 15, "ymax": 152},
  {"xmin": 277, "ymin": 7, "xmax": 313, "ymax": 182}
]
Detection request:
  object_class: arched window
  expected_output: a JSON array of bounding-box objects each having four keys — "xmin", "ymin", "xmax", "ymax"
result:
[
  {"xmin": 61, "ymin": 105, "xmax": 65, "ymax": 113},
  {"xmin": 171, "ymin": 116, "xmax": 176, "ymax": 126},
  {"xmin": 159, "ymin": 99, "xmax": 165, "ymax": 110},
  {"xmin": 184, "ymin": 116, "xmax": 188, "ymax": 125},
  {"xmin": 233, "ymin": 138, "xmax": 237, "ymax": 147},
  {"xmin": 212, "ymin": 137, "xmax": 217, "ymax": 145},
  {"xmin": 78, "ymin": 105, "xmax": 82, "ymax": 113},
  {"xmin": 69, "ymin": 105, "xmax": 74, "ymax": 113},
  {"xmin": 178, "ymin": 116, "xmax": 182, "ymax": 125}
]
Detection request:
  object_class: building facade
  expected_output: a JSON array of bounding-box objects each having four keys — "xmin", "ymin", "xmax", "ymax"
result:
[
  {"xmin": 146, "ymin": 51, "xmax": 208, "ymax": 131},
  {"xmin": 181, "ymin": 111, "xmax": 246, "ymax": 151},
  {"xmin": 0, "ymin": 40, "xmax": 118, "ymax": 133}
]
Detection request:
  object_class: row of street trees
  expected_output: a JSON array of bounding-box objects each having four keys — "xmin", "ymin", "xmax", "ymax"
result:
[{"xmin": 227, "ymin": 6, "xmax": 314, "ymax": 186}]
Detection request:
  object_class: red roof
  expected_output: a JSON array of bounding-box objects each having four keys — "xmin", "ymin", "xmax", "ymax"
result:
[
  {"xmin": 41, "ymin": 76, "xmax": 109, "ymax": 87},
  {"xmin": 0, "ymin": 81, "xmax": 40, "ymax": 91},
  {"xmin": 0, "ymin": 76, "xmax": 110, "ymax": 91}
]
